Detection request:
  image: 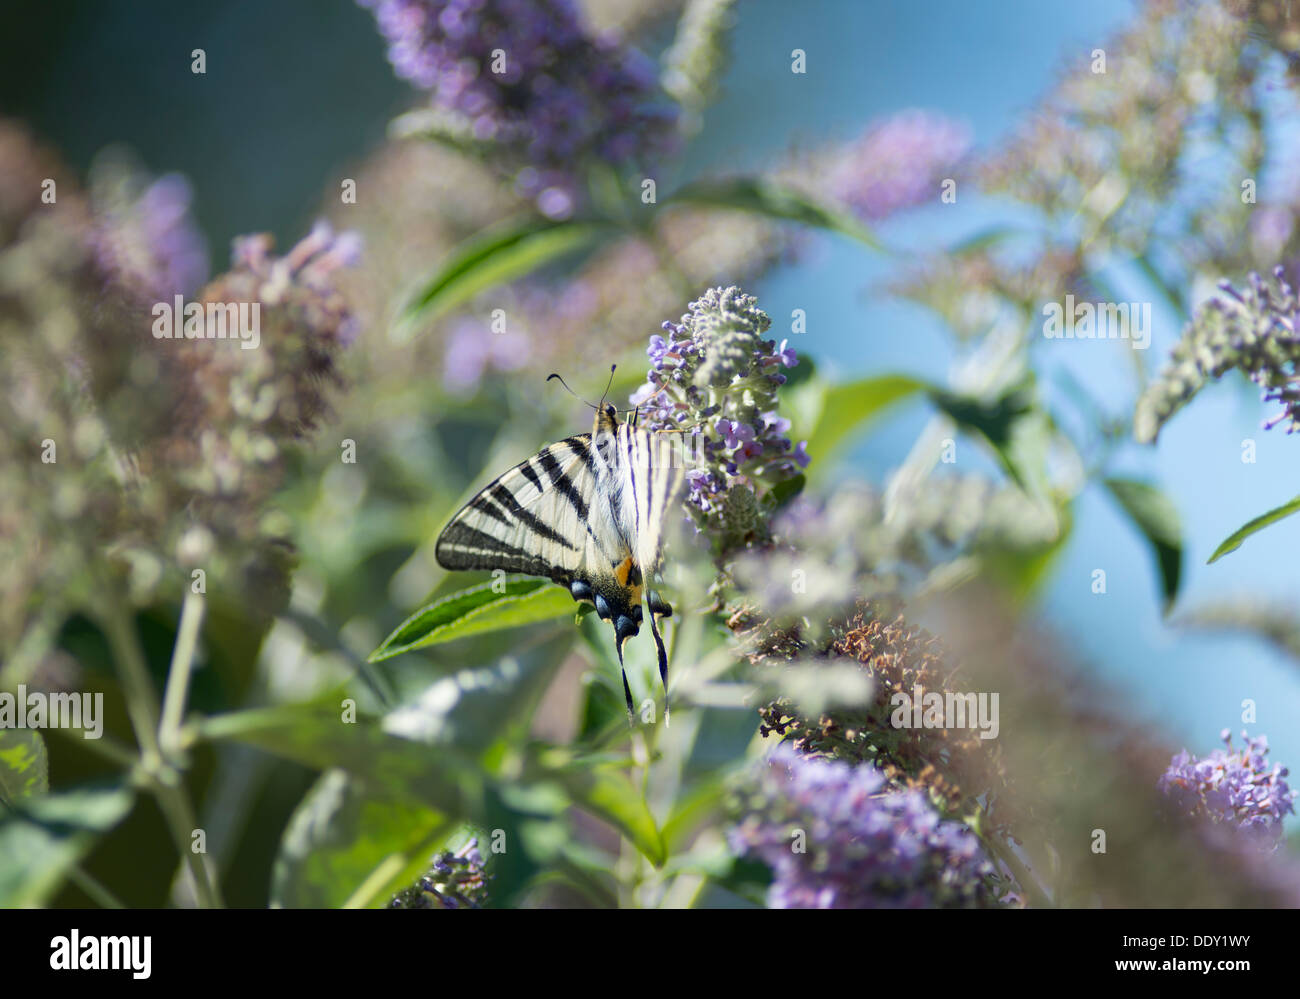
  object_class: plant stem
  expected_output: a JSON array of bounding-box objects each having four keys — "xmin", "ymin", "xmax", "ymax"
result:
[
  {"xmin": 982, "ymin": 827, "xmax": 1053, "ymax": 909},
  {"xmin": 343, "ymin": 819, "xmax": 452, "ymax": 909},
  {"xmin": 99, "ymin": 593, "xmax": 224, "ymax": 908},
  {"xmin": 48, "ymin": 726, "xmax": 140, "ymax": 770},
  {"xmin": 160, "ymin": 589, "xmax": 205, "ymax": 757},
  {"xmin": 99, "ymin": 607, "xmax": 163, "ymax": 771},
  {"xmin": 68, "ymin": 864, "xmax": 127, "ymax": 909}
]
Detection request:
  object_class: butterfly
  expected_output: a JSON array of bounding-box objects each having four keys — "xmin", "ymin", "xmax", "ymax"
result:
[{"xmin": 435, "ymin": 379, "xmax": 685, "ymax": 722}]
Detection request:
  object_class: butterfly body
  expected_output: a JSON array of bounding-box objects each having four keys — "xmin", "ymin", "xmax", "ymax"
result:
[{"xmin": 435, "ymin": 403, "xmax": 683, "ymax": 718}]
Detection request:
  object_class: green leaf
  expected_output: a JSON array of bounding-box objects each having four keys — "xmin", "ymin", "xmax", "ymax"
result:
[
  {"xmin": 667, "ymin": 177, "xmax": 882, "ymax": 249},
  {"xmin": 980, "ymin": 500, "xmax": 1074, "ymax": 604},
  {"xmin": 0, "ymin": 785, "xmax": 134, "ymax": 906},
  {"xmin": 1208, "ymin": 493, "xmax": 1300, "ymax": 565},
  {"xmin": 205, "ymin": 644, "xmax": 565, "ymax": 806},
  {"xmin": 382, "ymin": 651, "xmax": 568, "ymax": 755},
  {"xmin": 199, "ymin": 701, "xmax": 473, "ymax": 811},
  {"xmin": 397, "ymin": 217, "xmax": 612, "ymax": 336},
  {"xmin": 661, "ymin": 774, "xmax": 728, "ymax": 856},
  {"xmin": 271, "ymin": 769, "xmax": 451, "ymax": 909},
  {"xmin": 1103, "ymin": 478, "xmax": 1183, "ymax": 611},
  {"xmin": 370, "ymin": 576, "xmax": 576, "ymax": 663},
  {"xmin": 943, "ymin": 225, "xmax": 1028, "ymax": 255},
  {"xmin": 1175, "ymin": 602, "xmax": 1300, "ymax": 663},
  {"xmin": 762, "ymin": 473, "xmax": 805, "ymax": 512},
  {"xmin": 530, "ymin": 751, "xmax": 665, "ymax": 867},
  {"xmin": 0, "ymin": 728, "xmax": 48, "ymax": 802},
  {"xmin": 928, "ymin": 381, "xmax": 1042, "ymax": 491},
  {"xmin": 805, "ymin": 374, "xmax": 925, "ymax": 471}
]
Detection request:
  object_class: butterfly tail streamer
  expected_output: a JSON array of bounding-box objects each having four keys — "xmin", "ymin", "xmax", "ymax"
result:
[
  {"xmin": 616, "ymin": 643, "xmax": 636, "ymax": 724},
  {"xmin": 648, "ymin": 607, "xmax": 670, "ymax": 727}
]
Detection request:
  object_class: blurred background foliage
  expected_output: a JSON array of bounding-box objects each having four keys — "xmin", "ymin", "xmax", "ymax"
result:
[{"xmin": 2, "ymin": 0, "xmax": 1300, "ymax": 908}]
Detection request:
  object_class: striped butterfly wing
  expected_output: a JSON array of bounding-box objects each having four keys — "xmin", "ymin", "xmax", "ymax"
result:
[
  {"xmin": 614, "ymin": 421, "xmax": 684, "ymax": 579},
  {"xmin": 435, "ymin": 413, "xmax": 684, "ymax": 719},
  {"xmin": 606, "ymin": 421, "xmax": 684, "ymax": 708},
  {"xmin": 435, "ymin": 434, "xmax": 627, "ymax": 592}
]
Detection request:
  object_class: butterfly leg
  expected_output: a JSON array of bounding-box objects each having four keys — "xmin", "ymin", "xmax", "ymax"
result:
[
  {"xmin": 620, "ymin": 667, "xmax": 636, "ymax": 724},
  {"xmin": 648, "ymin": 590, "xmax": 673, "ymax": 727},
  {"xmin": 614, "ymin": 641, "xmax": 636, "ymax": 724}
]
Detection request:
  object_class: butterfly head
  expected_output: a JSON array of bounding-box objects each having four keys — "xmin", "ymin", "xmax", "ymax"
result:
[{"xmin": 594, "ymin": 402, "xmax": 620, "ymax": 435}]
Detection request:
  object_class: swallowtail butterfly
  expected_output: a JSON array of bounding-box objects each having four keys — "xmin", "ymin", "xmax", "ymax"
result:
[{"xmin": 435, "ymin": 382, "xmax": 684, "ymax": 721}]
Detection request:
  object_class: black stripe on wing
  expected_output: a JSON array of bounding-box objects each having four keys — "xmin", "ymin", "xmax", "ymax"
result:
[
  {"xmin": 435, "ymin": 436, "xmax": 596, "ymax": 578},
  {"xmin": 436, "ymin": 522, "xmax": 573, "ymax": 583},
  {"xmin": 535, "ymin": 438, "xmax": 591, "ymax": 520},
  {"xmin": 488, "ymin": 482, "xmax": 574, "ymax": 551}
]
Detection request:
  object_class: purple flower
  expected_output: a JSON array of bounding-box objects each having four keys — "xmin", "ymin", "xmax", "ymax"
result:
[
  {"xmin": 730, "ymin": 744, "xmax": 1000, "ymax": 908},
  {"xmin": 773, "ymin": 339, "xmax": 797, "ymax": 368},
  {"xmin": 91, "ymin": 170, "xmax": 209, "ymax": 301},
  {"xmin": 635, "ymin": 288, "xmax": 805, "ymax": 538},
  {"xmin": 441, "ymin": 315, "xmax": 532, "ymax": 392},
  {"xmin": 536, "ymin": 185, "xmax": 577, "ymax": 221},
  {"xmin": 827, "ymin": 110, "xmax": 971, "ymax": 222},
  {"xmin": 1158, "ymin": 730, "xmax": 1296, "ymax": 850},
  {"xmin": 359, "ymin": 0, "xmax": 678, "ymax": 217},
  {"xmin": 716, "ymin": 418, "xmax": 754, "ymax": 449},
  {"xmin": 792, "ymin": 440, "xmax": 810, "ymax": 468},
  {"xmin": 391, "ymin": 837, "xmax": 489, "ymax": 908}
]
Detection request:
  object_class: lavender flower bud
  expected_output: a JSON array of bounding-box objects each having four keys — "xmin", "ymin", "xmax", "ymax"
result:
[
  {"xmin": 1135, "ymin": 268, "xmax": 1300, "ymax": 443},
  {"xmin": 634, "ymin": 286, "xmax": 806, "ymax": 545}
]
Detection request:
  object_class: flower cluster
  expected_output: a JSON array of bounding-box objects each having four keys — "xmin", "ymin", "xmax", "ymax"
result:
[
  {"xmin": 1226, "ymin": 0, "xmax": 1300, "ymax": 81},
  {"xmin": 632, "ymin": 287, "xmax": 806, "ymax": 544},
  {"xmin": 88, "ymin": 152, "xmax": 209, "ymax": 301},
  {"xmin": 1135, "ymin": 267, "xmax": 1300, "ymax": 443},
  {"xmin": 889, "ymin": 242, "xmax": 1088, "ymax": 341},
  {"xmin": 746, "ymin": 593, "xmax": 1300, "ymax": 908},
  {"xmin": 389, "ymin": 838, "xmax": 489, "ymax": 908},
  {"xmin": 823, "ymin": 110, "xmax": 970, "ymax": 222},
  {"xmin": 979, "ymin": 0, "xmax": 1260, "ymax": 262},
  {"xmin": 0, "ymin": 119, "xmax": 361, "ymax": 652},
  {"xmin": 1158, "ymin": 730, "xmax": 1296, "ymax": 849},
  {"xmin": 733, "ymin": 475, "xmax": 1061, "ymax": 630},
  {"xmin": 746, "ymin": 599, "xmax": 1010, "ymax": 831},
  {"xmin": 359, "ymin": 0, "xmax": 677, "ymax": 218},
  {"xmin": 729, "ymin": 744, "xmax": 1000, "ymax": 908},
  {"xmin": 661, "ymin": 0, "xmax": 737, "ymax": 124}
]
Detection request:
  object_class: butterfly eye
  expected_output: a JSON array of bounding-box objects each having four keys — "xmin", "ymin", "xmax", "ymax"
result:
[{"xmin": 605, "ymin": 404, "xmax": 618, "ymax": 421}]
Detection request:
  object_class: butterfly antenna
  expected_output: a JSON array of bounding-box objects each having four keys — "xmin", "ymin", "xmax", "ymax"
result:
[
  {"xmin": 546, "ymin": 372, "xmax": 598, "ymax": 411},
  {"xmin": 597, "ymin": 364, "xmax": 616, "ymax": 413}
]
